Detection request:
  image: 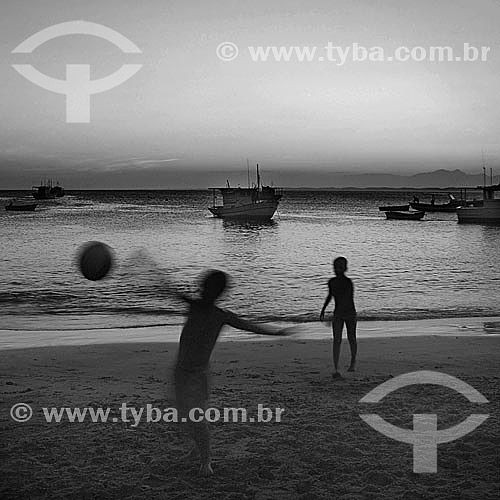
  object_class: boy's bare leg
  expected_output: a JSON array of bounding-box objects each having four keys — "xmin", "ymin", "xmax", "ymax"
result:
[
  {"xmin": 346, "ymin": 317, "xmax": 357, "ymax": 372},
  {"xmin": 189, "ymin": 387, "xmax": 212, "ymax": 476},
  {"xmin": 179, "ymin": 409, "xmax": 212, "ymax": 473},
  {"xmin": 193, "ymin": 421, "xmax": 213, "ymax": 476},
  {"xmin": 176, "ymin": 371, "xmax": 205, "ymax": 465},
  {"xmin": 332, "ymin": 317, "xmax": 343, "ymax": 377},
  {"xmin": 177, "ymin": 409, "xmax": 200, "ymax": 460}
]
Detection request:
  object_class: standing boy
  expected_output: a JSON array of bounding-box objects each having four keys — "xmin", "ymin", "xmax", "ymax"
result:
[{"xmin": 320, "ymin": 257, "xmax": 357, "ymax": 378}]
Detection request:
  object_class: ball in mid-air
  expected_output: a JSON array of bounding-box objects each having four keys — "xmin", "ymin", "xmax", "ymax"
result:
[{"xmin": 78, "ymin": 241, "xmax": 114, "ymax": 281}]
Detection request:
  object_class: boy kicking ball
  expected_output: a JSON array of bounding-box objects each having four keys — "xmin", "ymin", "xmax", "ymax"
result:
[
  {"xmin": 320, "ymin": 257, "xmax": 358, "ymax": 378},
  {"xmin": 171, "ymin": 270, "xmax": 290, "ymax": 476},
  {"xmin": 76, "ymin": 246, "xmax": 291, "ymax": 476}
]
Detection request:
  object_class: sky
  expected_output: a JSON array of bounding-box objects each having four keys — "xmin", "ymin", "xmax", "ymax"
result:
[{"xmin": 1, "ymin": 0, "xmax": 499, "ymax": 188}]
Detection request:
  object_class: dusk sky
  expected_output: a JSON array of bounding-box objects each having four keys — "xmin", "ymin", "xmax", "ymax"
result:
[{"xmin": 1, "ymin": 0, "xmax": 499, "ymax": 188}]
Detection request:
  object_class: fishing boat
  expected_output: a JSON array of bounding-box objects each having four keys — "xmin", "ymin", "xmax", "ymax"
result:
[
  {"xmin": 409, "ymin": 193, "xmax": 460, "ymax": 212},
  {"xmin": 209, "ymin": 164, "xmax": 283, "ymax": 220},
  {"xmin": 378, "ymin": 204, "xmax": 409, "ymax": 211},
  {"xmin": 385, "ymin": 210, "xmax": 425, "ymax": 220},
  {"xmin": 457, "ymin": 183, "xmax": 500, "ymax": 224},
  {"xmin": 32, "ymin": 180, "xmax": 65, "ymax": 200},
  {"xmin": 5, "ymin": 199, "xmax": 38, "ymax": 212},
  {"xmin": 50, "ymin": 183, "xmax": 65, "ymax": 197}
]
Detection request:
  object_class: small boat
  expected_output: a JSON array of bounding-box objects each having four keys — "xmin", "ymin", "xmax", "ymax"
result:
[
  {"xmin": 385, "ymin": 210, "xmax": 425, "ymax": 220},
  {"xmin": 410, "ymin": 193, "xmax": 460, "ymax": 212},
  {"xmin": 457, "ymin": 183, "xmax": 500, "ymax": 224},
  {"xmin": 208, "ymin": 164, "xmax": 283, "ymax": 221},
  {"xmin": 379, "ymin": 204, "xmax": 409, "ymax": 211},
  {"xmin": 5, "ymin": 200, "xmax": 38, "ymax": 212}
]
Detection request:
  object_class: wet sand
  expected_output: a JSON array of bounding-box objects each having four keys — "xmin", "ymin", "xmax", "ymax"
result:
[
  {"xmin": 1, "ymin": 335, "xmax": 499, "ymax": 499},
  {"xmin": 1, "ymin": 315, "xmax": 499, "ymax": 350}
]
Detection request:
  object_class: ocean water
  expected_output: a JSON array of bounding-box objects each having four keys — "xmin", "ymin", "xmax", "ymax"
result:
[{"xmin": 0, "ymin": 189, "xmax": 499, "ymax": 332}]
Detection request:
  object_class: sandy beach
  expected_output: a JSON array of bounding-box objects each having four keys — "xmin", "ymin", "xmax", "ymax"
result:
[{"xmin": 1, "ymin": 331, "xmax": 499, "ymax": 499}]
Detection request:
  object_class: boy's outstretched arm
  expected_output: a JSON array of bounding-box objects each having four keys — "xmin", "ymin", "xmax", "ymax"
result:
[
  {"xmin": 150, "ymin": 270, "xmax": 193, "ymax": 305},
  {"xmin": 320, "ymin": 290, "xmax": 332, "ymax": 322},
  {"xmin": 224, "ymin": 311, "xmax": 287, "ymax": 336},
  {"xmin": 160, "ymin": 280, "xmax": 192, "ymax": 304}
]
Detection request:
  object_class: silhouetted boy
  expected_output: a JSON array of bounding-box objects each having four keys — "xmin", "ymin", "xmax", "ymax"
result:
[
  {"xmin": 320, "ymin": 257, "xmax": 357, "ymax": 378},
  {"xmin": 172, "ymin": 270, "xmax": 287, "ymax": 476}
]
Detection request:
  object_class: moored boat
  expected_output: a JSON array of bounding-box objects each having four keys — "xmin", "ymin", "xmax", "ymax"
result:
[
  {"xmin": 385, "ymin": 210, "xmax": 425, "ymax": 220},
  {"xmin": 379, "ymin": 204, "xmax": 409, "ymax": 211},
  {"xmin": 457, "ymin": 183, "xmax": 500, "ymax": 224},
  {"xmin": 32, "ymin": 180, "xmax": 65, "ymax": 200},
  {"xmin": 209, "ymin": 164, "xmax": 282, "ymax": 221},
  {"xmin": 409, "ymin": 193, "xmax": 460, "ymax": 212},
  {"xmin": 5, "ymin": 199, "xmax": 38, "ymax": 212}
]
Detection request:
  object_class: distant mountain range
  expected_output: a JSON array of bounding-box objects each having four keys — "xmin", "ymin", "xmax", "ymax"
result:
[
  {"xmin": 1, "ymin": 165, "xmax": 498, "ymax": 190},
  {"xmin": 283, "ymin": 169, "xmax": 499, "ymax": 190}
]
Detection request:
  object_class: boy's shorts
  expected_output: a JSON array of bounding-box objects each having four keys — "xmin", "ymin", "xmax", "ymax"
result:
[{"xmin": 174, "ymin": 366, "xmax": 209, "ymax": 418}]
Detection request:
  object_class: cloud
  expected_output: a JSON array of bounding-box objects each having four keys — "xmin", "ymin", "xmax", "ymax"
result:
[
  {"xmin": 98, "ymin": 157, "xmax": 181, "ymax": 171},
  {"xmin": 132, "ymin": 158, "xmax": 181, "ymax": 166}
]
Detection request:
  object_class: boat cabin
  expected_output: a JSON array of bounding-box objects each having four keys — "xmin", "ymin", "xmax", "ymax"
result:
[
  {"xmin": 209, "ymin": 185, "xmax": 283, "ymax": 209},
  {"xmin": 480, "ymin": 183, "xmax": 500, "ymax": 205}
]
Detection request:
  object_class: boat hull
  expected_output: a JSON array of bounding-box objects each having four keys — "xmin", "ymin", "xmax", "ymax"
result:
[
  {"xmin": 379, "ymin": 204, "xmax": 409, "ymax": 211},
  {"xmin": 385, "ymin": 210, "xmax": 425, "ymax": 220},
  {"xmin": 209, "ymin": 201, "xmax": 279, "ymax": 220},
  {"xmin": 32, "ymin": 193, "xmax": 55, "ymax": 200},
  {"xmin": 409, "ymin": 202, "xmax": 458, "ymax": 213},
  {"xmin": 5, "ymin": 203, "xmax": 37, "ymax": 212},
  {"xmin": 457, "ymin": 207, "xmax": 500, "ymax": 224}
]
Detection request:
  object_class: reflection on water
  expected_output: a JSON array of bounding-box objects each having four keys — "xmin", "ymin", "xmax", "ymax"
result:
[{"xmin": 222, "ymin": 219, "xmax": 279, "ymax": 231}]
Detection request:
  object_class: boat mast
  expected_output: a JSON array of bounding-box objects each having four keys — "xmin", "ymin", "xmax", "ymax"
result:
[
  {"xmin": 256, "ymin": 163, "xmax": 260, "ymax": 190},
  {"xmin": 482, "ymin": 149, "xmax": 486, "ymax": 188},
  {"xmin": 247, "ymin": 159, "xmax": 250, "ymax": 189}
]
